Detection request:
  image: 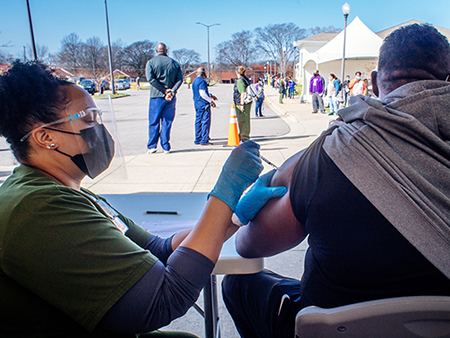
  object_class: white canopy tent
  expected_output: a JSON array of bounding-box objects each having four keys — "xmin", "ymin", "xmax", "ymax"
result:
[
  {"xmin": 298, "ymin": 17, "xmax": 382, "ymax": 103},
  {"xmin": 316, "ymin": 17, "xmax": 383, "ymax": 64}
]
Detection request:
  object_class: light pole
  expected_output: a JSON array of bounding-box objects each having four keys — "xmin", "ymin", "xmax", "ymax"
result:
[
  {"xmin": 26, "ymin": 0, "xmax": 38, "ymax": 61},
  {"xmin": 104, "ymin": 0, "xmax": 115, "ymax": 94},
  {"xmin": 340, "ymin": 2, "xmax": 350, "ymax": 102},
  {"xmin": 292, "ymin": 42, "xmax": 298, "ymax": 81},
  {"xmin": 196, "ymin": 22, "xmax": 220, "ymax": 83}
]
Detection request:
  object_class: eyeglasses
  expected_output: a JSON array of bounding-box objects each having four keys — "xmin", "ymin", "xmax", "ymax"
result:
[{"xmin": 20, "ymin": 108, "xmax": 103, "ymax": 142}]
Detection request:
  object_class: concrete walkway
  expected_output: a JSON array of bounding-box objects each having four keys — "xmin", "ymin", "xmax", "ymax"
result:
[{"xmin": 78, "ymin": 85, "xmax": 335, "ymax": 194}]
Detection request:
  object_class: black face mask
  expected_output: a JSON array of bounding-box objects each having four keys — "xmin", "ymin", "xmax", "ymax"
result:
[{"xmin": 49, "ymin": 124, "xmax": 115, "ymax": 179}]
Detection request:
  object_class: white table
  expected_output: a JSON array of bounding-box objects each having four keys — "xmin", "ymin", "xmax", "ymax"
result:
[{"xmin": 103, "ymin": 193, "xmax": 264, "ymax": 338}]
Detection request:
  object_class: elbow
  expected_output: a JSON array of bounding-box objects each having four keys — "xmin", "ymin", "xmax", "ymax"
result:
[{"xmin": 235, "ymin": 229, "xmax": 259, "ymax": 258}]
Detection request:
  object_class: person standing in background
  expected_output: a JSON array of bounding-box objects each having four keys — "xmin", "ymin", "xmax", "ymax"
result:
[
  {"xmin": 192, "ymin": 67, "xmax": 217, "ymax": 146},
  {"xmin": 278, "ymin": 78, "xmax": 285, "ymax": 104},
  {"xmin": 343, "ymin": 74, "xmax": 351, "ymax": 106},
  {"xmin": 349, "ymin": 71, "xmax": 367, "ymax": 96},
  {"xmin": 233, "ymin": 66, "xmax": 253, "ymax": 142},
  {"xmin": 254, "ymin": 78, "xmax": 265, "ymax": 117},
  {"xmin": 136, "ymin": 76, "xmax": 141, "ymax": 90},
  {"xmin": 327, "ymin": 73, "xmax": 340, "ymax": 116},
  {"xmin": 310, "ymin": 70, "xmax": 325, "ymax": 114},
  {"xmin": 186, "ymin": 76, "xmax": 191, "ymax": 89},
  {"xmin": 289, "ymin": 78, "xmax": 297, "ymax": 99},
  {"xmin": 145, "ymin": 43, "xmax": 183, "ymax": 154}
]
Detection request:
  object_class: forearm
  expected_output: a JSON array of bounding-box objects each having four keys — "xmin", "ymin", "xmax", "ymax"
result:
[
  {"xmin": 199, "ymin": 89, "xmax": 213, "ymax": 103},
  {"xmin": 171, "ymin": 69, "xmax": 183, "ymax": 93},
  {"xmin": 240, "ymin": 92, "xmax": 246, "ymax": 105},
  {"xmin": 181, "ymin": 196, "xmax": 238, "ymax": 263},
  {"xmin": 144, "ymin": 235, "xmax": 173, "ymax": 265},
  {"xmin": 98, "ymin": 246, "xmax": 214, "ymax": 333},
  {"xmin": 172, "ymin": 79, "xmax": 183, "ymax": 94},
  {"xmin": 149, "ymin": 79, "xmax": 167, "ymax": 94}
]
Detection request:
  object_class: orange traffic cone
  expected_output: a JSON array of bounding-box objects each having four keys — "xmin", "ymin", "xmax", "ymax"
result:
[{"xmin": 227, "ymin": 104, "xmax": 240, "ymax": 147}]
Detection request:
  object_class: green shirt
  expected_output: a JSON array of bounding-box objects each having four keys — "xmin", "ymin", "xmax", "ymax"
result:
[
  {"xmin": 0, "ymin": 165, "xmax": 157, "ymax": 337},
  {"xmin": 236, "ymin": 77, "xmax": 247, "ymax": 94}
]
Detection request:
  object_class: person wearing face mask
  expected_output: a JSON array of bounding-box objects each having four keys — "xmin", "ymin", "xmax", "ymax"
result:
[
  {"xmin": 326, "ymin": 73, "xmax": 340, "ymax": 116},
  {"xmin": 309, "ymin": 69, "xmax": 326, "ymax": 114},
  {"xmin": 254, "ymin": 79, "xmax": 265, "ymax": 117},
  {"xmin": 349, "ymin": 71, "xmax": 367, "ymax": 96},
  {"xmin": 0, "ymin": 61, "xmax": 286, "ymax": 337}
]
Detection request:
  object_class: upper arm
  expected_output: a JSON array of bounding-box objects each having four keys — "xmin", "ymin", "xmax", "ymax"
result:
[
  {"xmin": 145, "ymin": 61, "xmax": 153, "ymax": 82},
  {"xmin": 236, "ymin": 79, "xmax": 246, "ymax": 93},
  {"xmin": 236, "ymin": 152, "xmax": 308, "ymax": 258}
]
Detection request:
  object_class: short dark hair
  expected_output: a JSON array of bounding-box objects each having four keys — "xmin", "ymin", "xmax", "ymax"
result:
[
  {"xmin": 378, "ymin": 24, "xmax": 450, "ymax": 91},
  {"xmin": 0, "ymin": 61, "xmax": 72, "ymax": 162},
  {"xmin": 355, "ymin": 71, "xmax": 361, "ymax": 76}
]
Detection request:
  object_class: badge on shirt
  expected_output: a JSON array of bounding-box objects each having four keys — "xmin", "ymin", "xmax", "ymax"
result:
[{"xmin": 95, "ymin": 198, "xmax": 129, "ymax": 234}]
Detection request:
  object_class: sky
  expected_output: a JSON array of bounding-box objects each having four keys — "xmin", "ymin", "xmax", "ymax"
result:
[{"xmin": 1, "ymin": 0, "xmax": 449, "ymax": 63}]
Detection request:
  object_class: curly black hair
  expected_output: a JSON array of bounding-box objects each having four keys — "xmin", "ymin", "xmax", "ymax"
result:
[
  {"xmin": 378, "ymin": 24, "xmax": 450, "ymax": 92},
  {"xmin": 0, "ymin": 61, "xmax": 72, "ymax": 163}
]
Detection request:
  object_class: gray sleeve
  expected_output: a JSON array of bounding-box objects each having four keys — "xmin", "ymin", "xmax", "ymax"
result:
[
  {"xmin": 97, "ymin": 246, "xmax": 214, "ymax": 333},
  {"xmin": 171, "ymin": 64, "xmax": 183, "ymax": 94}
]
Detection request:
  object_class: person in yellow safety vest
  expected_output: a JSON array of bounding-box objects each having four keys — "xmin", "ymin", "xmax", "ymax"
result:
[{"xmin": 186, "ymin": 76, "xmax": 191, "ymax": 89}]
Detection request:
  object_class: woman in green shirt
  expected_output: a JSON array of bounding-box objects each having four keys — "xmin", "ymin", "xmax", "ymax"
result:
[{"xmin": 233, "ymin": 66, "xmax": 253, "ymax": 142}]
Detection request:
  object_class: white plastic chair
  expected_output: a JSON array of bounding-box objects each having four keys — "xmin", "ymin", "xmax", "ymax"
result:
[{"xmin": 295, "ymin": 296, "xmax": 450, "ymax": 338}]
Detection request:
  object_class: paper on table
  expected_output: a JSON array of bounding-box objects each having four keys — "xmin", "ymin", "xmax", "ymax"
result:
[{"xmin": 141, "ymin": 220, "xmax": 197, "ymax": 238}]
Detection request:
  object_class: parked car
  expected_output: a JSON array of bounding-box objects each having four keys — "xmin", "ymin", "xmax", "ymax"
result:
[
  {"xmin": 80, "ymin": 79, "xmax": 97, "ymax": 95},
  {"xmin": 115, "ymin": 79, "xmax": 130, "ymax": 90},
  {"xmin": 100, "ymin": 80, "xmax": 110, "ymax": 90}
]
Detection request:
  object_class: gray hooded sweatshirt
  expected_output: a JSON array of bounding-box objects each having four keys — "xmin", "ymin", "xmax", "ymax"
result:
[{"xmin": 323, "ymin": 80, "xmax": 450, "ymax": 279}]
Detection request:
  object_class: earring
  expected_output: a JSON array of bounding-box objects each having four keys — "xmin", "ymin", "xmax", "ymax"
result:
[{"xmin": 47, "ymin": 143, "xmax": 56, "ymax": 149}]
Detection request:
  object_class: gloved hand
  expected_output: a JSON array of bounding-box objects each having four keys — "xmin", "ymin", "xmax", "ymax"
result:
[
  {"xmin": 209, "ymin": 140, "xmax": 263, "ymax": 211},
  {"xmin": 234, "ymin": 169, "xmax": 287, "ymax": 225}
]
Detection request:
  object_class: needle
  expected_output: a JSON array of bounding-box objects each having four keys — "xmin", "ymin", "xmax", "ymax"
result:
[{"xmin": 260, "ymin": 155, "xmax": 278, "ymax": 170}]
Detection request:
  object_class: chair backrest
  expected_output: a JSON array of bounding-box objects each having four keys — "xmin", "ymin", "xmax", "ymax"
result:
[{"xmin": 295, "ymin": 296, "xmax": 450, "ymax": 338}]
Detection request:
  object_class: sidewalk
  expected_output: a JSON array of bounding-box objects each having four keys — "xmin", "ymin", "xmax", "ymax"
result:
[{"xmin": 79, "ymin": 85, "xmax": 335, "ymax": 194}]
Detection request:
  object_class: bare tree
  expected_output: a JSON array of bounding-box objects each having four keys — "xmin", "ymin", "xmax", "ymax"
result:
[
  {"xmin": 57, "ymin": 33, "xmax": 83, "ymax": 71},
  {"xmin": 0, "ymin": 50, "xmax": 14, "ymax": 64},
  {"xmin": 0, "ymin": 31, "xmax": 11, "ymax": 48},
  {"xmin": 110, "ymin": 39, "xmax": 125, "ymax": 70},
  {"xmin": 309, "ymin": 26, "xmax": 342, "ymax": 36},
  {"xmin": 81, "ymin": 36, "xmax": 107, "ymax": 79},
  {"xmin": 171, "ymin": 48, "xmax": 201, "ymax": 75},
  {"xmin": 27, "ymin": 44, "xmax": 50, "ymax": 62},
  {"xmin": 0, "ymin": 31, "xmax": 14, "ymax": 64},
  {"xmin": 215, "ymin": 30, "xmax": 257, "ymax": 68},
  {"xmin": 254, "ymin": 23, "xmax": 308, "ymax": 77},
  {"xmin": 120, "ymin": 40, "xmax": 156, "ymax": 76}
]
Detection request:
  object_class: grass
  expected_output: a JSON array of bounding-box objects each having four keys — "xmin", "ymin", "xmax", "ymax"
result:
[{"xmin": 94, "ymin": 92, "xmax": 130, "ymax": 99}]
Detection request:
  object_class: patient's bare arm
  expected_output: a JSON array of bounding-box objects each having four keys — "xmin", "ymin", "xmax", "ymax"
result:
[{"xmin": 235, "ymin": 151, "xmax": 308, "ymax": 258}]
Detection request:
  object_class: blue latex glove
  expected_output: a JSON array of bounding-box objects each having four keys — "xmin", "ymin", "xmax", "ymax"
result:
[
  {"xmin": 234, "ymin": 169, "xmax": 287, "ymax": 225},
  {"xmin": 209, "ymin": 141, "xmax": 263, "ymax": 211}
]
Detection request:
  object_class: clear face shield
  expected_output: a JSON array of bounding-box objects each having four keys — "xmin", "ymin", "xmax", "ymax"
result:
[{"xmin": 21, "ymin": 95, "xmax": 127, "ymax": 181}]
